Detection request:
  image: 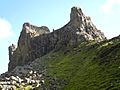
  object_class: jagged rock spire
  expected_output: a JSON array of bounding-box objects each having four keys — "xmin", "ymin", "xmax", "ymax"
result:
[
  {"xmin": 70, "ymin": 7, "xmax": 83, "ymax": 21},
  {"xmin": 68, "ymin": 7, "xmax": 106, "ymax": 42}
]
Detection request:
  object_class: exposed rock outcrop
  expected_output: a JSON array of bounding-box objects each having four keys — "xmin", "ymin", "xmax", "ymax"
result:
[
  {"xmin": 8, "ymin": 23, "xmax": 50, "ymax": 71},
  {"xmin": 0, "ymin": 6, "xmax": 110, "ymax": 90},
  {"xmin": 8, "ymin": 6, "xmax": 106, "ymax": 71}
]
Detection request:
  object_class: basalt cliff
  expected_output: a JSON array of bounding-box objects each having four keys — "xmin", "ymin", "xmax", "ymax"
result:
[{"xmin": 1, "ymin": 7, "xmax": 120, "ymax": 90}]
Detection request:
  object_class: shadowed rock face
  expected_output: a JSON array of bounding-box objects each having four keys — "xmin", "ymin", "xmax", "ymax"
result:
[
  {"xmin": 8, "ymin": 6, "xmax": 106, "ymax": 71},
  {"xmin": 8, "ymin": 23, "xmax": 50, "ymax": 71}
]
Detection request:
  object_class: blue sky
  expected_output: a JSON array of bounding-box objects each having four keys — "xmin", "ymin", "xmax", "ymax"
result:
[{"xmin": 0, "ymin": 0, "xmax": 120, "ymax": 74}]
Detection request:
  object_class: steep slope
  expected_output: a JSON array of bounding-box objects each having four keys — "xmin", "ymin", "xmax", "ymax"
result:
[
  {"xmin": 2, "ymin": 6, "xmax": 120, "ymax": 90},
  {"xmin": 1, "ymin": 35, "xmax": 120, "ymax": 90},
  {"xmin": 43, "ymin": 36, "xmax": 120, "ymax": 90}
]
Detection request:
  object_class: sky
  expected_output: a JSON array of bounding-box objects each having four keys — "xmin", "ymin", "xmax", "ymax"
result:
[{"xmin": 0, "ymin": 0, "xmax": 120, "ymax": 74}]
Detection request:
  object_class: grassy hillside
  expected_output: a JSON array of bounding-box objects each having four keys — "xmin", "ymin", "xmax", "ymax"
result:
[{"xmin": 33, "ymin": 37, "xmax": 120, "ymax": 90}]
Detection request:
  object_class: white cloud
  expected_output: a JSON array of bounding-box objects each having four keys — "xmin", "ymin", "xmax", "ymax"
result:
[
  {"xmin": 101, "ymin": 0, "xmax": 120, "ymax": 13},
  {"xmin": 0, "ymin": 18, "xmax": 13, "ymax": 39}
]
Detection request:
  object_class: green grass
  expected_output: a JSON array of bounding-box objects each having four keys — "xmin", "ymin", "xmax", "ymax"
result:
[
  {"xmin": 37, "ymin": 39, "xmax": 120, "ymax": 90},
  {"xmin": 14, "ymin": 37, "xmax": 120, "ymax": 90}
]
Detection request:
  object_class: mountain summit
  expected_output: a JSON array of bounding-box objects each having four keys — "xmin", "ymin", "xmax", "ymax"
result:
[
  {"xmin": 3, "ymin": 7, "xmax": 120, "ymax": 90},
  {"xmin": 8, "ymin": 7, "xmax": 106, "ymax": 71}
]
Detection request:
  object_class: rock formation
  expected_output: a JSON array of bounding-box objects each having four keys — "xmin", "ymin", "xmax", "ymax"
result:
[
  {"xmin": 0, "ymin": 6, "xmax": 110, "ymax": 90},
  {"xmin": 8, "ymin": 6, "xmax": 106, "ymax": 71},
  {"xmin": 8, "ymin": 23, "xmax": 50, "ymax": 71}
]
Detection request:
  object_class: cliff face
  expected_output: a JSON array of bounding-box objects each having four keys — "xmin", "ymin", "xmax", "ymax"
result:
[
  {"xmin": 1, "ymin": 6, "xmax": 120, "ymax": 90},
  {"xmin": 8, "ymin": 7, "xmax": 106, "ymax": 71},
  {"xmin": 8, "ymin": 23, "xmax": 50, "ymax": 71}
]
